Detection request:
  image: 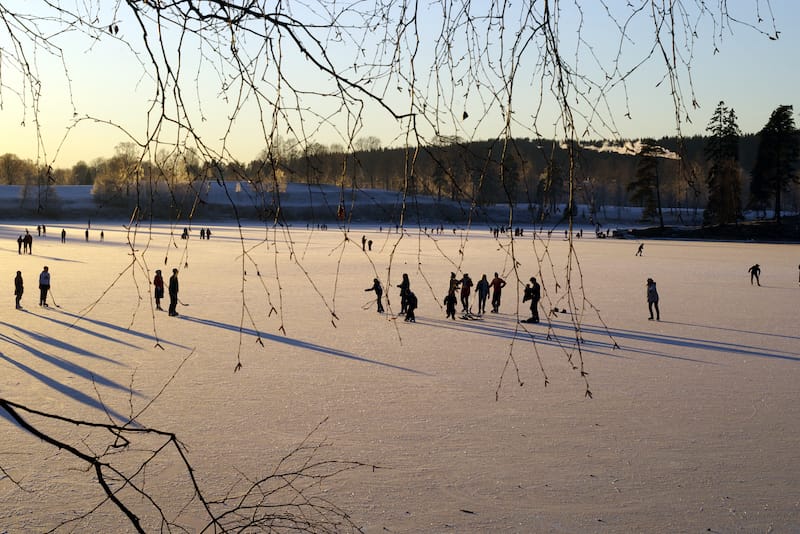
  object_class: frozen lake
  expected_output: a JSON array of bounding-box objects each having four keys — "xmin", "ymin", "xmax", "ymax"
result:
[{"xmin": 1, "ymin": 220, "xmax": 799, "ymax": 532}]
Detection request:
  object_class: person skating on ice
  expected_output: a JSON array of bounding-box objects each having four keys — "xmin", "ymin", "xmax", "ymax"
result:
[
  {"xmin": 168, "ymin": 268, "xmax": 180, "ymax": 316},
  {"xmin": 404, "ymin": 290, "xmax": 417, "ymax": 322},
  {"xmin": 153, "ymin": 269, "xmax": 165, "ymax": 311},
  {"xmin": 397, "ymin": 273, "xmax": 410, "ymax": 315},
  {"xmin": 14, "ymin": 271, "xmax": 24, "ymax": 309},
  {"xmin": 647, "ymin": 278, "xmax": 660, "ymax": 320},
  {"xmin": 38, "ymin": 266, "xmax": 50, "ymax": 307},
  {"xmin": 489, "ymin": 272, "xmax": 506, "ymax": 313},
  {"xmin": 475, "ymin": 274, "xmax": 489, "ymax": 315},
  {"xmin": 748, "ymin": 264, "xmax": 761, "ymax": 286},
  {"xmin": 459, "ymin": 273, "xmax": 473, "ymax": 313},
  {"xmin": 444, "ymin": 290, "xmax": 457, "ymax": 320},
  {"xmin": 523, "ymin": 276, "xmax": 540, "ymax": 323},
  {"xmin": 364, "ymin": 278, "xmax": 385, "ymax": 313}
]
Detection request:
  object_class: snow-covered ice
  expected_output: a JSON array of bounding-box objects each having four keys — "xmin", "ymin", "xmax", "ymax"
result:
[{"xmin": 1, "ymin": 220, "xmax": 799, "ymax": 532}]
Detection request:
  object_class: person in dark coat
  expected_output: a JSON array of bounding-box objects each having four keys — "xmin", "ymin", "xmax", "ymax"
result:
[
  {"xmin": 404, "ymin": 290, "xmax": 417, "ymax": 322},
  {"xmin": 365, "ymin": 278, "xmax": 384, "ymax": 313},
  {"xmin": 17, "ymin": 235, "xmax": 23, "ymax": 254},
  {"xmin": 14, "ymin": 271, "xmax": 23, "ymax": 309},
  {"xmin": 489, "ymin": 272, "xmax": 506, "ymax": 313},
  {"xmin": 748, "ymin": 264, "xmax": 761, "ymax": 286},
  {"xmin": 646, "ymin": 278, "xmax": 660, "ymax": 320},
  {"xmin": 448, "ymin": 272, "xmax": 460, "ymax": 294},
  {"xmin": 397, "ymin": 273, "xmax": 410, "ymax": 314},
  {"xmin": 459, "ymin": 273, "xmax": 473, "ymax": 313},
  {"xmin": 153, "ymin": 270, "xmax": 165, "ymax": 310},
  {"xmin": 475, "ymin": 274, "xmax": 490, "ymax": 315},
  {"xmin": 444, "ymin": 290, "xmax": 457, "ymax": 319},
  {"xmin": 524, "ymin": 276, "xmax": 541, "ymax": 323},
  {"xmin": 168, "ymin": 268, "xmax": 180, "ymax": 316},
  {"xmin": 38, "ymin": 266, "xmax": 50, "ymax": 307}
]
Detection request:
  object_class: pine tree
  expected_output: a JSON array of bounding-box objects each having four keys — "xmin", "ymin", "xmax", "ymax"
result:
[
  {"xmin": 627, "ymin": 139, "xmax": 664, "ymax": 226},
  {"xmin": 750, "ymin": 105, "xmax": 800, "ymax": 223},
  {"xmin": 704, "ymin": 102, "xmax": 742, "ymax": 225}
]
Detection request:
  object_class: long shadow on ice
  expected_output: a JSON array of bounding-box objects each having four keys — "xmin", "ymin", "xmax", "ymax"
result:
[
  {"xmin": 2, "ymin": 319, "xmax": 125, "ymax": 365},
  {"xmin": 659, "ymin": 319, "xmax": 800, "ymax": 342},
  {"xmin": 422, "ymin": 315, "xmax": 645, "ymax": 360},
  {"xmin": 43, "ymin": 309, "xmax": 192, "ymax": 351},
  {"xmin": 0, "ymin": 353, "xmax": 140, "ymax": 428},
  {"xmin": 0, "ymin": 328, "xmax": 143, "ymax": 396},
  {"xmin": 423, "ymin": 314, "xmax": 798, "ymax": 363},
  {"xmin": 546, "ymin": 321, "xmax": 800, "ymax": 362},
  {"xmin": 181, "ymin": 316, "xmax": 429, "ymax": 375}
]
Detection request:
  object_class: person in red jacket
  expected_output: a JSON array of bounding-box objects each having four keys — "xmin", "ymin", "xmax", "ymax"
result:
[
  {"xmin": 153, "ymin": 270, "xmax": 165, "ymax": 311},
  {"xmin": 489, "ymin": 272, "xmax": 506, "ymax": 313}
]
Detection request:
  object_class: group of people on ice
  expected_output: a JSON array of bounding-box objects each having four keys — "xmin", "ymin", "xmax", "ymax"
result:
[
  {"xmin": 13, "ymin": 266, "xmax": 52, "ymax": 309},
  {"xmin": 365, "ymin": 271, "xmax": 531, "ymax": 323},
  {"xmin": 153, "ymin": 268, "xmax": 181, "ymax": 316},
  {"xmin": 13, "ymin": 264, "xmax": 181, "ymax": 318},
  {"xmin": 444, "ymin": 272, "xmax": 508, "ymax": 319}
]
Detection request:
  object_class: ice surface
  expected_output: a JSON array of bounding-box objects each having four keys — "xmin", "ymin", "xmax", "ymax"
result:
[{"xmin": 1, "ymin": 220, "xmax": 799, "ymax": 532}]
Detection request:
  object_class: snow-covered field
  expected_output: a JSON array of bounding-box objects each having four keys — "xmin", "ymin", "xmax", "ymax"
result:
[{"xmin": 1, "ymin": 220, "xmax": 799, "ymax": 532}]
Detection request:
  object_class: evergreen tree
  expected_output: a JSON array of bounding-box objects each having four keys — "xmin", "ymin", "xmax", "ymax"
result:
[
  {"xmin": 627, "ymin": 139, "xmax": 664, "ymax": 226},
  {"xmin": 704, "ymin": 101, "xmax": 742, "ymax": 225},
  {"xmin": 750, "ymin": 105, "xmax": 800, "ymax": 223}
]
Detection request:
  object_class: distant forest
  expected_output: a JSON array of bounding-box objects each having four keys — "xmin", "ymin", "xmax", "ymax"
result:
[{"xmin": 1, "ymin": 134, "xmax": 797, "ymax": 223}]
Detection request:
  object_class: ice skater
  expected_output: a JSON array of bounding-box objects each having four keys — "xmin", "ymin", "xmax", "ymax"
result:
[
  {"xmin": 404, "ymin": 290, "xmax": 417, "ymax": 322},
  {"xmin": 459, "ymin": 273, "xmax": 473, "ymax": 313},
  {"xmin": 647, "ymin": 278, "xmax": 660, "ymax": 321},
  {"xmin": 522, "ymin": 277, "xmax": 541, "ymax": 323},
  {"xmin": 475, "ymin": 274, "xmax": 489, "ymax": 314},
  {"xmin": 38, "ymin": 266, "xmax": 50, "ymax": 307},
  {"xmin": 448, "ymin": 272, "xmax": 460, "ymax": 294},
  {"xmin": 489, "ymin": 272, "xmax": 506, "ymax": 313},
  {"xmin": 748, "ymin": 264, "xmax": 761, "ymax": 286},
  {"xmin": 168, "ymin": 268, "xmax": 180, "ymax": 316},
  {"xmin": 635, "ymin": 243, "xmax": 644, "ymax": 256},
  {"xmin": 397, "ymin": 273, "xmax": 410, "ymax": 314},
  {"xmin": 444, "ymin": 290, "xmax": 457, "ymax": 319},
  {"xmin": 24, "ymin": 230, "xmax": 32, "ymax": 254},
  {"xmin": 364, "ymin": 278, "xmax": 384, "ymax": 313},
  {"xmin": 14, "ymin": 271, "xmax": 23, "ymax": 309},
  {"xmin": 153, "ymin": 269, "xmax": 165, "ymax": 310}
]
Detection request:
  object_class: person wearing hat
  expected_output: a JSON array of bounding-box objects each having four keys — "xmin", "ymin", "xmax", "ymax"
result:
[
  {"xmin": 153, "ymin": 269, "xmax": 165, "ymax": 311},
  {"xmin": 168, "ymin": 268, "xmax": 180, "ymax": 316},
  {"xmin": 646, "ymin": 278, "xmax": 660, "ymax": 321},
  {"xmin": 364, "ymin": 277, "xmax": 384, "ymax": 313},
  {"xmin": 527, "ymin": 276, "xmax": 541, "ymax": 323},
  {"xmin": 14, "ymin": 271, "xmax": 24, "ymax": 309}
]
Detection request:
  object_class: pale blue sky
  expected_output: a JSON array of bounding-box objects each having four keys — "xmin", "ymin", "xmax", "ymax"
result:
[{"xmin": 0, "ymin": 1, "xmax": 797, "ymax": 168}]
